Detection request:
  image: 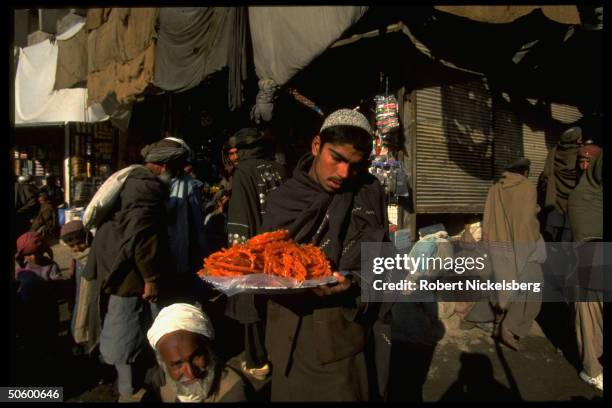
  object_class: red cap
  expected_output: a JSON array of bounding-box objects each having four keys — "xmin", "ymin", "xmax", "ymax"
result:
[{"xmin": 578, "ymin": 144, "xmax": 602, "ymax": 159}]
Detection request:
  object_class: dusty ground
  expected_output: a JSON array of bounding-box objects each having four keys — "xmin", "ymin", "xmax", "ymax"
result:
[{"xmin": 9, "ymin": 243, "xmax": 603, "ymax": 403}]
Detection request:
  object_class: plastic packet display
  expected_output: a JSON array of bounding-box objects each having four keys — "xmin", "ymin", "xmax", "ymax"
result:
[
  {"xmin": 200, "ymin": 271, "xmax": 349, "ymax": 296},
  {"xmin": 374, "ymin": 95, "xmax": 400, "ymax": 135}
]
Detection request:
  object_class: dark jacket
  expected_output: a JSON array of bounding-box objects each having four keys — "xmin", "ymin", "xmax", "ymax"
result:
[
  {"xmin": 83, "ymin": 167, "xmax": 170, "ymax": 353},
  {"xmin": 259, "ymin": 154, "xmax": 389, "ymax": 400},
  {"xmin": 227, "ymin": 154, "xmax": 287, "ymax": 245},
  {"xmin": 224, "ymin": 146, "xmax": 287, "ymax": 324},
  {"xmin": 15, "ymin": 182, "xmax": 39, "ymax": 215}
]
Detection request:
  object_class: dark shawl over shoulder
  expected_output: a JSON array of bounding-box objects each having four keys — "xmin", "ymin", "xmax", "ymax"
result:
[
  {"xmin": 260, "ymin": 154, "xmax": 389, "ymax": 380},
  {"xmin": 225, "ymin": 137, "xmax": 287, "ymax": 323},
  {"xmin": 226, "ymin": 141, "xmax": 287, "ymax": 244},
  {"xmin": 261, "ymin": 153, "xmax": 388, "ymax": 271},
  {"xmin": 83, "ymin": 167, "xmax": 170, "ymax": 353}
]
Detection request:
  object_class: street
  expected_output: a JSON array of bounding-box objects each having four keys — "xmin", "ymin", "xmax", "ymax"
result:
[{"xmin": 10, "ymin": 242, "xmax": 602, "ymax": 402}]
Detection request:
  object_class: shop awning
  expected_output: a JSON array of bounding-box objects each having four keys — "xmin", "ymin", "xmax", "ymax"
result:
[
  {"xmin": 248, "ymin": 6, "xmax": 369, "ymax": 86},
  {"xmin": 278, "ymin": 5, "xmax": 601, "ymax": 118},
  {"xmin": 401, "ymin": 6, "xmax": 602, "ymax": 113},
  {"xmin": 433, "ymin": 6, "xmax": 580, "ymax": 25},
  {"xmin": 153, "ymin": 7, "xmax": 247, "ymax": 110},
  {"xmin": 85, "ymin": 8, "xmax": 158, "ymax": 107},
  {"xmin": 247, "ymin": 6, "xmax": 368, "ymax": 122},
  {"xmin": 14, "ymin": 21, "xmax": 108, "ymax": 125}
]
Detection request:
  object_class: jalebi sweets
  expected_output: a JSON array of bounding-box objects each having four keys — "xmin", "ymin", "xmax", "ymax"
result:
[{"xmin": 198, "ymin": 230, "xmax": 333, "ymax": 281}]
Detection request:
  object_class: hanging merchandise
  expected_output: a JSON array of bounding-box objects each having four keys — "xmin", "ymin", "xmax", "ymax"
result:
[
  {"xmin": 369, "ymin": 155, "xmax": 401, "ymax": 198},
  {"xmin": 374, "ymin": 94, "xmax": 400, "ymax": 138},
  {"xmin": 287, "ymin": 87, "xmax": 324, "ymax": 116},
  {"xmin": 394, "ymin": 161, "xmax": 410, "ymax": 197}
]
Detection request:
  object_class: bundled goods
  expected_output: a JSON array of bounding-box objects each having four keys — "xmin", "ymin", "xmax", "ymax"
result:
[
  {"xmin": 374, "ymin": 95, "xmax": 400, "ymax": 135},
  {"xmin": 198, "ymin": 230, "xmax": 332, "ymax": 282}
]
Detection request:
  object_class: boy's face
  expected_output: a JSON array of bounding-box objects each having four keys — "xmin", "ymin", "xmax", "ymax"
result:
[
  {"xmin": 310, "ymin": 136, "xmax": 367, "ymax": 192},
  {"xmin": 228, "ymin": 148, "xmax": 239, "ymax": 165},
  {"xmin": 69, "ymin": 242, "xmax": 88, "ymax": 253},
  {"xmin": 24, "ymin": 254, "xmax": 37, "ymax": 264},
  {"xmin": 578, "ymin": 156, "xmax": 590, "ymax": 171}
]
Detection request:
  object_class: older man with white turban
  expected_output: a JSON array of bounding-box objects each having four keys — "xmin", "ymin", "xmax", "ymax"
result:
[{"xmin": 147, "ymin": 303, "xmax": 248, "ymax": 403}]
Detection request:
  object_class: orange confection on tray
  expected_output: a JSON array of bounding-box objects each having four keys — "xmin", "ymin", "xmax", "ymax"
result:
[{"xmin": 197, "ymin": 230, "xmax": 332, "ymax": 282}]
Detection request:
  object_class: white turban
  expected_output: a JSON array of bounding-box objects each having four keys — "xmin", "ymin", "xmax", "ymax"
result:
[{"xmin": 147, "ymin": 303, "xmax": 215, "ymax": 349}]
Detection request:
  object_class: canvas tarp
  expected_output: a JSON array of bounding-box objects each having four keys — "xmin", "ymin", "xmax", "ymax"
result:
[
  {"xmin": 86, "ymin": 8, "xmax": 158, "ymax": 106},
  {"xmin": 434, "ymin": 6, "xmax": 580, "ymax": 25},
  {"xmin": 248, "ymin": 6, "xmax": 368, "ymax": 86},
  {"xmin": 54, "ymin": 25, "xmax": 88, "ymax": 90},
  {"xmin": 14, "ymin": 22, "xmax": 108, "ymax": 125},
  {"xmin": 154, "ymin": 7, "xmax": 247, "ymax": 110}
]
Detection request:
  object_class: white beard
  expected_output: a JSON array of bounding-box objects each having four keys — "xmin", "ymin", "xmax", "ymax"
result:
[
  {"xmin": 158, "ymin": 171, "xmax": 174, "ymax": 187},
  {"xmin": 160, "ymin": 359, "xmax": 216, "ymax": 403}
]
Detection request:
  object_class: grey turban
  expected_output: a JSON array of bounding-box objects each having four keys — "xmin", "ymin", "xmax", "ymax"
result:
[{"xmin": 141, "ymin": 137, "xmax": 192, "ymax": 164}]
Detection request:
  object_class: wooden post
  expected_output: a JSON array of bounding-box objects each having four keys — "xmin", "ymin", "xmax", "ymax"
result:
[
  {"xmin": 401, "ymin": 89, "xmax": 418, "ymax": 242},
  {"xmin": 63, "ymin": 123, "xmax": 71, "ymax": 206}
]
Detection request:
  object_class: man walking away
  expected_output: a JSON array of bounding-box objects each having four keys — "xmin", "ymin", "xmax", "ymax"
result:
[
  {"xmin": 83, "ymin": 139, "xmax": 179, "ymax": 402},
  {"xmin": 567, "ymin": 145, "xmax": 604, "ymax": 392},
  {"xmin": 483, "ymin": 158, "xmax": 546, "ymax": 351}
]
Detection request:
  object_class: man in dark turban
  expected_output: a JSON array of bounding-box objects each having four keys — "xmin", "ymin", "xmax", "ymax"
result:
[
  {"xmin": 224, "ymin": 127, "xmax": 287, "ymax": 382},
  {"xmin": 83, "ymin": 136, "xmax": 183, "ymax": 402}
]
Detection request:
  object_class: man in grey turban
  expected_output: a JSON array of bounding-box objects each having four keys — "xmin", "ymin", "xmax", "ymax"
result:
[
  {"xmin": 83, "ymin": 137, "xmax": 180, "ymax": 402},
  {"xmin": 147, "ymin": 138, "xmax": 208, "ymax": 304},
  {"xmin": 146, "ymin": 303, "xmax": 248, "ymax": 402},
  {"xmin": 140, "ymin": 137, "xmax": 192, "ymax": 186}
]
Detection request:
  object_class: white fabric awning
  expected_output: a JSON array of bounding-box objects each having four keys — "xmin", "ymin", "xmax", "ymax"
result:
[{"xmin": 14, "ymin": 22, "xmax": 109, "ymax": 125}]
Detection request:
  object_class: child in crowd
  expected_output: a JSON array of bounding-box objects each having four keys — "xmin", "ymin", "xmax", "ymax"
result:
[
  {"xmin": 60, "ymin": 220, "xmax": 93, "ymax": 348},
  {"xmin": 14, "ymin": 231, "xmax": 72, "ymax": 358},
  {"xmin": 15, "ymin": 231, "xmax": 65, "ymax": 282},
  {"xmin": 60, "ymin": 220, "xmax": 115, "ymax": 385}
]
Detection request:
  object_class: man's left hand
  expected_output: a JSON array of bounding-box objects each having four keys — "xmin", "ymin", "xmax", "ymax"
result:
[
  {"xmin": 143, "ymin": 281, "xmax": 159, "ymax": 302},
  {"xmin": 312, "ymin": 272, "xmax": 351, "ymax": 297}
]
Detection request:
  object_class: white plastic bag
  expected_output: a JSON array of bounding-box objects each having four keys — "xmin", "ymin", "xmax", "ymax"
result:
[
  {"xmin": 82, "ymin": 164, "xmax": 144, "ymax": 229},
  {"xmin": 200, "ymin": 272, "xmax": 348, "ymax": 297}
]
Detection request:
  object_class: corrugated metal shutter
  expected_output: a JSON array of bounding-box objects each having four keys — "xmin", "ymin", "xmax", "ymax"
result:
[
  {"xmin": 493, "ymin": 98, "xmax": 551, "ymax": 185},
  {"xmin": 492, "ymin": 99, "xmax": 521, "ymax": 180},
  {"xmin": 550, "ymin": 102, "xmax": 583, "ymax": 124},
  {"xmin": 524, "ymin": 98, "xmax": 548, "ymax": 184},
  {"xmin": 415, "ymin": 79, "xmax": 494, "ymax": 213},
  {"xmin": 522, "ymin": 121, "xmax": 548, "ymax": 185}
]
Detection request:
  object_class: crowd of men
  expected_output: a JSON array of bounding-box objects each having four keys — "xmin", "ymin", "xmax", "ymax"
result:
[{"xmin": 11, "ymin": 110, "xmax": 603, "ymax": 401}]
